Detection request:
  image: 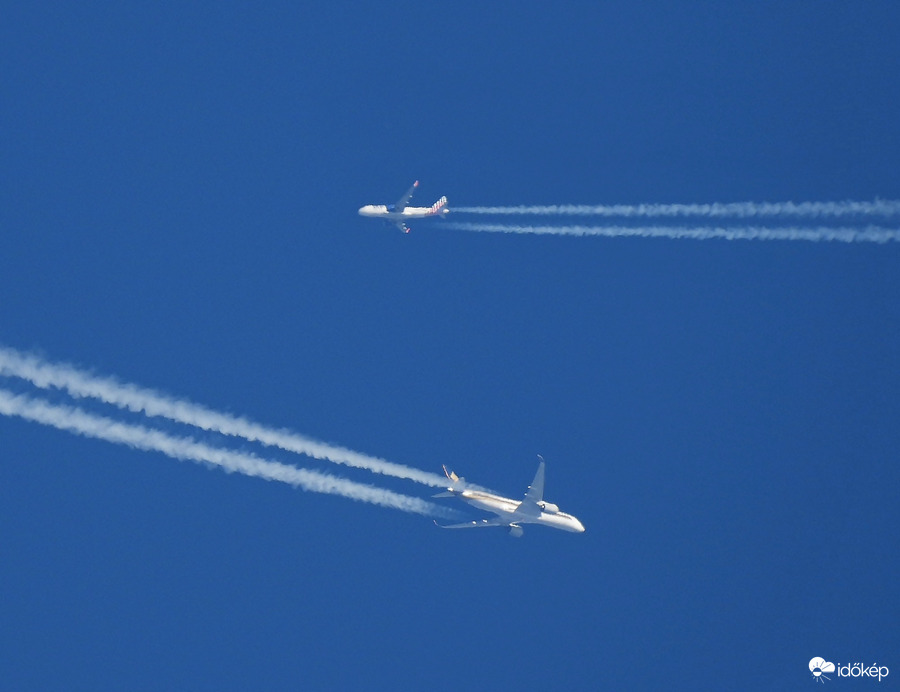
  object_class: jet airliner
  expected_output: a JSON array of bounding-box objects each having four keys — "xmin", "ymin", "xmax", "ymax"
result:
[
  {"xmin": 358, "ymin": 181, "xmax": 448, "ymax": 233},
  {"xmin": 434, "ymin": 457, "xmax": 585, "ymax": 536}
]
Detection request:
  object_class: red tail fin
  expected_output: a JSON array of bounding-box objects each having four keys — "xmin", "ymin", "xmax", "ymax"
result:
[{"xmin": 429, "ymin": 196, "xmax": 448, "ymax": 215}]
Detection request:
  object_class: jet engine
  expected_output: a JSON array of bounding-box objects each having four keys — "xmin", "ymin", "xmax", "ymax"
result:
[
  {"xmin": 508, "ymin": 525, "xmax": 524, "ymax": 538},
  {"xmin": 538, "ymin": 501, "xmax": 560, "ymax": 514}
]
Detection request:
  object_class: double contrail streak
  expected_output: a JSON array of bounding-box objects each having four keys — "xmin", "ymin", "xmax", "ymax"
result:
[
  {"xmin": 0, "ymin": 346, "xmax": 446, "ymax": 487},
  {"xmin": 453, "ymin": 200, "xmax": 900, "ymax": 219},
  {"xmin": 0, "ymin": 388, "xmax": 456, "ymax": 518},
  {"xmin": 445, "ymin": 222, "xmax": 900, "ymax": 244}
]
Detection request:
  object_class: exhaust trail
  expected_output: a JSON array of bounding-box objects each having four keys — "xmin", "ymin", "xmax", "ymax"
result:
[
  {"xmin": 445, "ymin": 222, "xmax": 900, "ymax": 244},
  {"xmin": 0, "ymin": 346, "xmax": 446, "ymax": 488},
  {"xmin": 0, "ymin": 388, "xmax": 457, "ymax": 518},
  {"xmin": 453, "ymin": 200, "xmax": 900, "ymax": 219}
]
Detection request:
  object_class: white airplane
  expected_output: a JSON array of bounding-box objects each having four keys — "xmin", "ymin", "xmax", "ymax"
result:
[
  {"xmin": 434, "ymin": 457, "xmax": 585, "ymax": 537},
  {"xmin": 358, "ymin": 180, "xmax": 448, "ymax": 233}
]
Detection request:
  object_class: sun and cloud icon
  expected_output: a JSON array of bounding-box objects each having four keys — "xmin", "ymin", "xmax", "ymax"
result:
[{"xmin": 810, "ymin": 658, "xmax": 835, "ymax": 683}]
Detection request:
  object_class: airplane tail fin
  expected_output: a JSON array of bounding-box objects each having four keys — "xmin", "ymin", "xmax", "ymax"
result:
[
  {"xmin": 429, "ymin": 196, "xmax": 449, "ymax": 216},
  {"xmin": 433, "ymin": 464, "xmax": 465, "ymax": 497}
]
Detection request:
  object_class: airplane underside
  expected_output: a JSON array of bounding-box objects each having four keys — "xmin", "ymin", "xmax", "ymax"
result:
[
  {"xmin": 433, "ymin": 459, "xmax": 585, "ymax": 536},
  {"xmin": 359, "ymin": 181, "xmax": 448, "ymax": 233}
]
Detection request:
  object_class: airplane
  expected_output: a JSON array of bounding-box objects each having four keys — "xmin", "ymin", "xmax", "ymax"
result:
[
  {"xmin": 433, "ymin": 457, "xmax": 585, "ymax": 537},
  {"xmin": 358, "ymin": 180, "xmax": 448, "ymax": 233}
]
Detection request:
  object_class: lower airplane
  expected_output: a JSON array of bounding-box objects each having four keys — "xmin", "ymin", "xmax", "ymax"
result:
[
  {"xmin": 434, "ymin": 457, "xmax": 585, "ymax": 536},
  {"xmin": 358, "ymin": 180, "xmax": 449, "ymax": 233}
]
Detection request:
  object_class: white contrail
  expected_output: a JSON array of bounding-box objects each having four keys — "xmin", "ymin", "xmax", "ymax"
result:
[
  {"xmin": 0, "ymin": 388, "xmax": 457, "ymax": 518},
  {"xmin": 444, "ymin": 222, "xmax": 900, "ymax": 243},
  {"xmin": 453, "ymin": 200, "xmax": 900, "ymax": 219},
  {"xmin": 0, "ymin": 346, "xmax": 446, "ymax": 487}
]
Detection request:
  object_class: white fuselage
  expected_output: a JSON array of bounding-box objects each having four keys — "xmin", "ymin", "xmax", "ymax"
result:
[
  {"xmin": 456, "ymin": 488, "xmax": 586, "ymax": 533},
  {"xmin": 358, "ymin": 204, "xmax": 449, "ymax": 222}
]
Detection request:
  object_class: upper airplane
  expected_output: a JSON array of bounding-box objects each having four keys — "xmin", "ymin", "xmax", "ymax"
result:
[
  {"xmin": 434, "ymin": 457, "xmax": 585, "ymax": 537},
  {"xmin": 358, "ymin": 181, "xmax": 449, "ymax": 233}
]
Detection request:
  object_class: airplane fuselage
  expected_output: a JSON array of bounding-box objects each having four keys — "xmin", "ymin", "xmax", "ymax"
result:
[{"xmin": 357, "ymin": 204, "xmax": 449, "ymax": 222}]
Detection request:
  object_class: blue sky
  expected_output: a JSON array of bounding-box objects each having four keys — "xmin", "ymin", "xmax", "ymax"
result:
[{"xmin": 1, "ymin": 3, "xmax": 898, "ymax": 690}]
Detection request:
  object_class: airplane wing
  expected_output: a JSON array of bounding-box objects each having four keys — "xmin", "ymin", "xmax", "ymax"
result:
[
  {"xmin": 394, "ymin": 180, "xmax": 419, "ymax": 212},
  {"xmin": 517, "ymin": 457, "xmax": 546, "ymax": 515},
  {"xmin": 434, "ymin": 518, "xmax": 509, "ymax": 529}
]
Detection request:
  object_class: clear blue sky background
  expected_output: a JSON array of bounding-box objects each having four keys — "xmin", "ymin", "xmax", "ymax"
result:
[{"xmin": 2, "ymin": 3, "xmax": 898, "ymax": 690}]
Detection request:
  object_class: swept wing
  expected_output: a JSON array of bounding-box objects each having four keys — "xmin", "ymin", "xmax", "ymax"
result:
[
  {"xmin": 434, "ymin": 518, "xmax": 511, "ymax": 529},
  {"xmin": 394, "ymin": 180, "xmax": 419, "ymax": 212},
  {"xmin": 516, "ymin": 456, "xmax": 546, "ymax": 516}
]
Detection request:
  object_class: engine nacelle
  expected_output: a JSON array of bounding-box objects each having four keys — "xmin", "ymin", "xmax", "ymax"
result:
[
  {"xmin": 538, "ymin": 501, "xmax": 560, "ymax": 514},
  {"xmin": 508, "ymin": 525, "xmax": 524, "ymax": 538}
]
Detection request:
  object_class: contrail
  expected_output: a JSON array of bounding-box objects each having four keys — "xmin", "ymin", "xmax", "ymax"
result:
[
  {"xmin": 0, "ymin": 346, "xmax": 446, "ymax": 487},
  {"xmin": 453, "ymin": 200, "xmax": 900, "ymax": 219},
  {"xmin": 444, "ymin": 222, "xmax": 900, "ymax": 243},
  {"xmin": 0, "ymin": 388, "xmax": 457, "ymax": 518}
]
